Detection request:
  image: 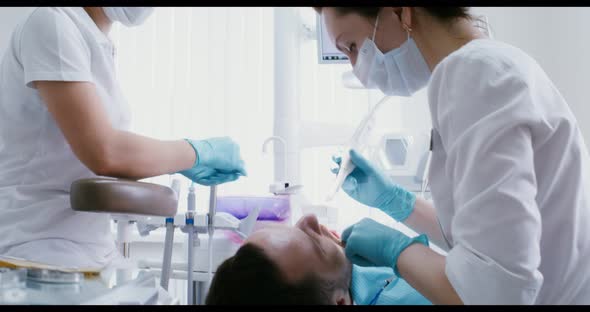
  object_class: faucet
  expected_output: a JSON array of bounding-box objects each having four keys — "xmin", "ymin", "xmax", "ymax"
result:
[{"xmin": 262, "ymin": 136, "xmax": 288, "ymax": 182}]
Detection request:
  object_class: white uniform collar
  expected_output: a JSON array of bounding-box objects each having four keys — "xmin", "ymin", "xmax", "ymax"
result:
[{"xmin": 71, "ymin": 7, "xmax": 113, "ymax": 47}]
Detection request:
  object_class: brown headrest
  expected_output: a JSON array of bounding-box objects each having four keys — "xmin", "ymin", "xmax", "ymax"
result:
[{"xmin": 70, "ymin": 178, "xmax": 178, "ymax": 217}]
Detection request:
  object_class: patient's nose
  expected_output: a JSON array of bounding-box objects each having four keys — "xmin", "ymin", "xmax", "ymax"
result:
[{"xmin": 296, "ymin": 214, "xmax": 322, "ymax": 235}]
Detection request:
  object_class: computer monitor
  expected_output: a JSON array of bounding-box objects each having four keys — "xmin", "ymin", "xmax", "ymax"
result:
[{"xmin": 316, "ymin": 14, "xmax": 349, "ymax": 64}]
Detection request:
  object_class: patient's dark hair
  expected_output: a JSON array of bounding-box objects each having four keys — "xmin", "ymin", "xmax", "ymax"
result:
[
  {"xmin": 205, "ymin": 243, "xmax": 337, "ymax": 305},
  {"xmin": 313, "ymin": 7, "xmax": 472, "ymax": 23}
]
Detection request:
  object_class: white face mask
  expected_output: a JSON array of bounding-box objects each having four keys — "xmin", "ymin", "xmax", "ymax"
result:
[
  {"xmin": 102, "ymin": 7, "xmax": 154, "ymax": 27},
  {"xmin": 352, "ymin": 13, "xmax": 431, "ymax": 97}
]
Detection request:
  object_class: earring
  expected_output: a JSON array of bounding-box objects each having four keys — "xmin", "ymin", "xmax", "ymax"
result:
[{"xmin": 403, "ymin": 23, "xmax": 412, "ymax": 40}]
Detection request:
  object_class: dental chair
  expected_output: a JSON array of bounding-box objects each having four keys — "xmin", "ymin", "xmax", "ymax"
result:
[
  {"xmin": 0, "ymin": 178, "xmax": 179, "ymax": 305},
  {"xmin": 69, "ymin": 177, "xmax": 259, "ymax": 305},
  {"xmin": 70, "ymin": 177, "xmax": 178, "ymax": 285}
]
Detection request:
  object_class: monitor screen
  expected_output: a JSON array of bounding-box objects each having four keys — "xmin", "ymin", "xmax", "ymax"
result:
[{"xmin": 317, "ymin": 14, "xmax": 349, "ymax": 64}]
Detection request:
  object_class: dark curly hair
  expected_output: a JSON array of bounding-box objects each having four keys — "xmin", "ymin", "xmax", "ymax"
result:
[
  {"xmin": 313, "ymin": 7, "xmax": 472, "ymax": 23},
  {"xmin": 205, "ymin": 243, "xmax": 343, "ymax": 305}
]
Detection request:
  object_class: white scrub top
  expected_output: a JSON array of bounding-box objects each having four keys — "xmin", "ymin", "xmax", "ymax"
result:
[
  {"xmin": 427, "ymin": 39, "xmax": 590, "ymax": 304},
  {"xmin": 0, "ymin": 7, "xmax": 131, "ymax": 268}
]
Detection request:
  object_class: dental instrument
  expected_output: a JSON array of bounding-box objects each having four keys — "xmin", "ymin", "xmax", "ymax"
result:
[
  {"xmin": 368, "ymin": 277, "xmax": 396, "ymax": 305},
  {"xmin": 207, "ymin": 186, "xmax": 217, "ymax": 285},
  {"xmin": 160, "ymin": 179, "xmax": 180, "ymax": 291},
  {"xmin": 420, "ymin": 151, "xmax": 432, "ymax": 199},
  {"xmin": 69, "ymin": 177, "xmax": 259, "ymax": 305},
  {"xmin": 185, "ymin": 182, "xmax": 196, "ymax": 305},
  {"xmin": 326, "ymin": 95, "xmax": 391, "ymax": 201}
]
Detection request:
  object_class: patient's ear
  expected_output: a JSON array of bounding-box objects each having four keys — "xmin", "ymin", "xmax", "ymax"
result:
[{"xmin": 333, "ymin": 289, "xmax": 353, "ymax": 305}]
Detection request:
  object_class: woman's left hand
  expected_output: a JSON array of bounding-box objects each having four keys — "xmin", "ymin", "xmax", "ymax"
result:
[{"xmin": 341, "ymin": 218, "xmax": 429, "ymax": 275}]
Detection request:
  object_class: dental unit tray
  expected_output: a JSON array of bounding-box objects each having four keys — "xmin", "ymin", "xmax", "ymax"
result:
[{"xmin": 70, "ymin": 177, "xmax": 178, "ymax": 217}]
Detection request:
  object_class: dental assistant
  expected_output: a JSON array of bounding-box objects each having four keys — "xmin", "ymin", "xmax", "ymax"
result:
[
  {"xmin": 0, "ymin": 7, "xmax": 246, "ymax": 268},
  {"xmin": 319, "ymin": 7, "xmax": 590, "ymax": 304}
]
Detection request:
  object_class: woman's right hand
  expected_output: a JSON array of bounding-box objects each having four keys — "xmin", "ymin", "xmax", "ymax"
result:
[
  {"xmin": 180, "ymin": 137, "xmax": 247, "ymax": 186},
  {"xmin": 332, "ymin": 149, "xmax": 416, "ymax": 222}
]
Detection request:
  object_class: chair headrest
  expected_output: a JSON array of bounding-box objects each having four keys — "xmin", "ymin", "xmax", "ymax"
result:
[{"xmin": 70, "ymin": 178, "xmax": 178, "ymax": 217}]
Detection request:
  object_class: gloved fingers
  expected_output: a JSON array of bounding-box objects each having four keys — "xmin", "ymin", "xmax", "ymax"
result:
[
  {"xmin": 330, "ymin": 166, "xmax": 340, "ymax": 175},
  {"xmin": 191, "ymin": 169, "xmax": 217, "ymax": 181},
  {"xmin": 341, "ymin": 175, "xmax": 357, "ymax": 192},
  {"xmin": 349, "ymin": 149, "xmax": 376, "ymax": 174},
  {"xmin": 359, "ymin": 217, "xmax": 379, "ymax": 227},
  {"xmin": 183, "ymin": 168, "xmax": 214, "ymax": 182},
  {"xmin": 340, "ymin": 224, "xmax": 355, "ymax": 243},
  {"xmin": 331, "ymin": 156, "xmax": 342, "ymax": 175},
  {"xmin": 237, "ymin": 164, "xmax": 247, "ymax": 176},
  {"xmin": 194, "ymin": 174, "xmax": 226, "ymax": 185},
  {"xmin": 194, "ymin": 180, "xmax": 215, "ymax": 186},
  {"xmin": 237, "ymin": 158, "xmax": 248, "ymax": 176},
  {"xmin": 231, "ymin": 145, "xmax": 248, "ymax": 176},
  {"xmin": 332, "ymin": 155, "xmax": 342, "ymax": 165},
  {"xmin": 344, "ymin": 243, "xmax": 374, "ymax": 267},
  {"xmin": 350, "ymin": 169, "xmax": 369, "ymax": 184},
  {"xmin": 217, "ymin": 168, "xmax": 246, "ymax": 176},
  {"xmin": 196, "ymin": 177, "xmax": 237, "ymax": 186},
  {"xmin": 195, "ymin": 172, "xmax": 240, "ymax": 185},
  {"xmin": 211, "ymin": 173, "xmax": 240, "ymax": 184}
]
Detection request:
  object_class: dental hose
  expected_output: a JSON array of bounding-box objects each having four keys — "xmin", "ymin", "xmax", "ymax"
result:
[
  {"xmin": 208, "ymin": 186, "xmax": 218, "ymax": 285},
  {"xmin": 187, "ymin": 182, "xmax": 196, "ymax": 305}
]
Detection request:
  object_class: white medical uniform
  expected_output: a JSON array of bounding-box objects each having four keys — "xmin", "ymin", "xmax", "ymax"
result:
[
  {"xmin": 0, "ymin": 7, "xmax": 131, "ymax": 268},
  {"xmin": 427, "ymin": 39, "xmax": 590, "ymax": 304}
]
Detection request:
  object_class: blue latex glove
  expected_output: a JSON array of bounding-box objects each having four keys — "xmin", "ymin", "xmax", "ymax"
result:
[
  {"xmin": 181, "ymin": 166, "xmax": 242, "ymax": 186},
  {"xmin": 341, "ymin": 218, "xmax": 429, "ymax": 276},
  {"xmin": 332, "ymin": 149, "xmax": 416, "ymax": 222},
  {"xmin": 179, "ymin": 137, "xmax": 247, "ymax": 186}
]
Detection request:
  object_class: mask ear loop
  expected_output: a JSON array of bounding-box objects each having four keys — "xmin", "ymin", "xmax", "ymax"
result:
[
  {"xmin": 371, "ymin": 15, "xmax": 380, "ymax": 41},
  {"xmin": 371, "ymin": 15, "xmax": 379, "ymax": 42}
]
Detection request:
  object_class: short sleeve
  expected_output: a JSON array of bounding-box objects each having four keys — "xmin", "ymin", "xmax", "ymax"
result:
[{"xmin": 19, "ymin": 8, "xmax": 92, "ymax": 89}]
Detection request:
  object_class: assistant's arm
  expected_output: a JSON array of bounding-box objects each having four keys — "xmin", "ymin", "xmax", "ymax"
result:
[{"xmin": 36, "ymin": 81, "xmax": 195, "ymax": 179}]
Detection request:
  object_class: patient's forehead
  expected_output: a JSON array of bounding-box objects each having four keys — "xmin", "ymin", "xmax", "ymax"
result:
[
  {"xmin": 247, "ymin": 225, "xmax": 308, "ymax": 255},
  {"xmin": 247, "ymin": 226, "xmax": 298, "ymax": 249},
  {"xmin": 246, "ymin": 226, "xmax": 317, "ymax": 282}
]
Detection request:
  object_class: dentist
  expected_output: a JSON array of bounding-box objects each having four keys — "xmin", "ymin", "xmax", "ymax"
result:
[
  {"xmin": 318, "ymin": 7, "xmax": 590, "ymax": 304},
  {"xmin": 0, "ymin": 7, "xmax": 246, "ymax": 268}
]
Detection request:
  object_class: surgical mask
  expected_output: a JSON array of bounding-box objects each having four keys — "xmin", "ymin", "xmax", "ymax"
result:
[
  {"xmin": 102, "ymin": 7, "xmax": 154, "ymax": 27},
  {"xmin": 353, "ymin": 14, "xmax": 431, "ymax": 97}
]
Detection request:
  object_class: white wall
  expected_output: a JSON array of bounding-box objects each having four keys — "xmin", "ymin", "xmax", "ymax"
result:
[
  {"xmin": 0, "ymin": 7, "xmax": 34, "ymax": 58},
  {"xmin": 472, "ymin": 7, "xmax": 590, "ymax": 143},
  {"xmin": 1, "ymin": 7, "xmax": 590, "ymax": 140}
]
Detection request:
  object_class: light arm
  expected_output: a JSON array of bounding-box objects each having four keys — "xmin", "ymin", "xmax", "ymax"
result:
[{"xmin": 36, "ymin": 81, "xmax": 195, "ymax": 179}]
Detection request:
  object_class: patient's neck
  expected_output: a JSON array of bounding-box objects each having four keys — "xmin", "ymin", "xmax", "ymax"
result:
[{"xmin": 347, "ymin": 289, "xmax": 353, "ymax": 304}]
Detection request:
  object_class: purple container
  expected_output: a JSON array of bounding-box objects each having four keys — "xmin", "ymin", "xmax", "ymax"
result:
[{"xmin": 216, "ymin": 195, "xmax": 291, "ymax": 221}]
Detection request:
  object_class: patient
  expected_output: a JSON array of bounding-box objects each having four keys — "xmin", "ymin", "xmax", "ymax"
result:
[{"xmin": 205, "ymin": 214, "xmax": 431, "ymax": 305}]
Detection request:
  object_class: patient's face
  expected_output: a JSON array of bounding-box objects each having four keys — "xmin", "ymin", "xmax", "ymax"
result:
[{"xmin": 246, "ymin": 214, "xmax": 350, "ymax": 284}]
